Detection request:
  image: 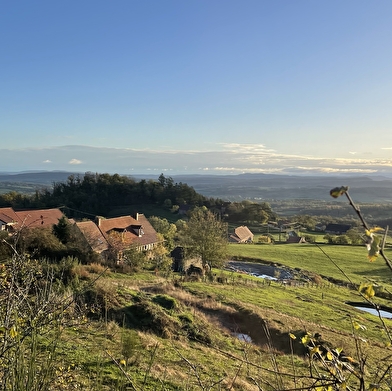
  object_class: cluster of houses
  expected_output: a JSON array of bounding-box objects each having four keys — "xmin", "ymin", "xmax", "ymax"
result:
[
  {"xmin": 0, "ymin": 206, "xmax": 353, "ymax": 264},
  {"xmin": 0, "ymin": 207, "xmax": 160, "ymax": 260}
]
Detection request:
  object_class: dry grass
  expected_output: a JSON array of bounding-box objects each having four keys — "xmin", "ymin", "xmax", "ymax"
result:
[
  {"xmin": 86, "ymin": 262, "xmax": 109, "ymax": 275},
  {"xmin": 71, "ymin": 263, "xmax": 90, "ymax": 279}
]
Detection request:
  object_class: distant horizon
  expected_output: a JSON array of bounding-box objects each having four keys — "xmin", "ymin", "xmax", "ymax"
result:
[
  {"xmin": 2, "ymin": 166, "xmax": 392, "ymax": 179},
  {"xmin": 1, "ymin": 144, "xmax": 392, "ymax": 177}
]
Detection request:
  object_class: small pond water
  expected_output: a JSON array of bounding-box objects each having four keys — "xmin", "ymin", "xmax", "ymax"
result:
[
  {"xmin": 347, "ymin": 302, "xmax": 392, "ymax": 319},
  {"xmin": 227, "ymin": 261, "xmax": 291, "ymax": 280}
]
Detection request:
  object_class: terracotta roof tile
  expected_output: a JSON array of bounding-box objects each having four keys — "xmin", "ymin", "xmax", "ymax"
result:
[
  {"xmin": 97, "ymin": 214, "xmax": 158, "ymax": 248},
  {"xmin": 0, "ymin": 207, "xmax": 21, "ymax": 225},
  {"xmin": 15, "ymin": 208, "xmax": 64, "ymax": 229},
  {"xmin": 75, "ymin": 221, "xmax": 109, "ymax": 253}
]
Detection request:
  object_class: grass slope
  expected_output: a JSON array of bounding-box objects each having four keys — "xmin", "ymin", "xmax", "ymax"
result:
[
  {"xmin": 41, "ymin": 242, "xmax": 392, "ymax": 390},
  {"xmin": 228, "ymin": 243, "xmax": 392, "ymax": 288}
]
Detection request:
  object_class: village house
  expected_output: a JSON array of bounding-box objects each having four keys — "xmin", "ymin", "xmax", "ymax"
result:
[
  {"xmin": 0, "ymin": 207, "xmax": 65, "ymax": 232},
  {"xmin": 229, "ymin": 226, "xmax": 254, "ymax": 243},
  {"xmin": 95, "ymin": 213, "xmax": 159, "ymax": 253},
  {"xmin": 1, "ymin": 206, "xmax": 159, "ymax": 263},
  {"xmin": 73, "ymin": 220, "xmax": 109, "ymax": 255},
  {"xmin": 0, "ymin": 207, "xmax": 20, "ymax": 232},
  {"xmin": 15, "ymin": 208, "xmax": 65, "ymax": 229}
]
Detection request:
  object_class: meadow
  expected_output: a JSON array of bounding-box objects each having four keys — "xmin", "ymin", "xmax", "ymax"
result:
[
  {"xmin": 228, "ymin": 242, "xmax": 392, "ymax": 288},
  {"xmin": 19, "ymin": 241, "xmax": 392, "ymax": 390}
]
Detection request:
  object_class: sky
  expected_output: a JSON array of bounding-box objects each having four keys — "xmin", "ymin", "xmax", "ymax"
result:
[{"xmin": 1, "ymin": 1, "xmax": 392, "ymax": 176}]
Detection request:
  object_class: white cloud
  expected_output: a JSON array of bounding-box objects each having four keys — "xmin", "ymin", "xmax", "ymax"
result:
[
  {"xmin": 220, "ymin": 143, "xmax": 275, "ymax": 154},
  {"xmin": 69, "ymin": 159, "xmax": 82, "ymax": 165},
  {"xmin": 1, "ymin": 143, "xmax": 392, "ymax": 176}
]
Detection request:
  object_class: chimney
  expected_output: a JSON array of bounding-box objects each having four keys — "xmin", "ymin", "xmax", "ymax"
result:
[{"xmin": 134, "ymin": 212, "xmax": 139, "ymax": 221}]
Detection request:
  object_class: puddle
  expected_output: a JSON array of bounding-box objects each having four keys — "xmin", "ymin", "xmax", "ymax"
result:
[{"xmin": 234, "ymin": 333, "xmax": 252, "ymax": 343}]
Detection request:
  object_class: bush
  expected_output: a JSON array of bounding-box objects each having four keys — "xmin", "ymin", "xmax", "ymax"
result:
[
  {"xmin": 258, "ymin": 235, "xmax": 272, "ymax": 244},
  {"xmin": 152, "ymin": 294, "xmax": 178, "ymax": 310},
  {"xmin": 303, "ymin": 234, "xmax": 316, "ymax": 243}
]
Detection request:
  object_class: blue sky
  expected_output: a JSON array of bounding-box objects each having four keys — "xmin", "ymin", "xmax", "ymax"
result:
[{"xmin": 1, "ymin": 1, "xmax": 392, "ymax": 175}]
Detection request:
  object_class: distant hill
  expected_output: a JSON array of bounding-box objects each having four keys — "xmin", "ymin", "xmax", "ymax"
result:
[
  {"xmin": 0, "ymin": 171, "xmax": 78, "ymax": 185},
  {"xmin": 1, "ymin": 171, "xmax": 392, "ymax": 203},
  {"xmin": 169, "ymin": 173, "xmax": 392, "ymax": 203}
]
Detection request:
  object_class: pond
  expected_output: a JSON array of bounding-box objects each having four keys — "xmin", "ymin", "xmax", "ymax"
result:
[
  {"xmin": 227, "ymin": 261, "xmax": 292, "ymax": 280},
  {"xmin": 346, "ymin": 302, "xmax": 392, "ymax": 319}
]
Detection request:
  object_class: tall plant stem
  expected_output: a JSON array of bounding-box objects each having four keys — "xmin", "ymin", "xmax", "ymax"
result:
[{"xmin": 344, "ymin": 191, "xmax": 392, "ymax": 273}]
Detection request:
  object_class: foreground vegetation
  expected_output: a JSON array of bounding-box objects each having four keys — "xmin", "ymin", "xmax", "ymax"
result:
[{"xmin": 2, "ymin": 240, "xmax": 392, "ymax": 390}]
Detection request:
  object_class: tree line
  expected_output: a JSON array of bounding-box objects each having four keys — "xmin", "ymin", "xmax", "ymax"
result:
[
  {"xmin": 0, "ymin": 173, "xmax": 223, "ymax": 217},
  {"xmin": 0, "ymin": 172, "xmax": 279, "ymax": 225}
]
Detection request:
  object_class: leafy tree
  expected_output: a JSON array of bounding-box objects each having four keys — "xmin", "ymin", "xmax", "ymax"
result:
[
  {"xmin": 19, "ymin": 227, "xmax": 65, "ymax": 259},
  {"xmin": 163, "ymin": 198, "xmax": 172, "ymax": 209},
  {"xmin": 148, "ymin": 216, "xmax": 177, "ymax": 251},
  {"xmin": 149, "ymin": 236, "xmax": 173, "ymax": 274},
  {"xmin": 179, "ymin": 207, "xmax": 228, "ymax": 269},
  {"xmin": 303, "ymin": 234, "xmax": 316, "ymax": 243},
  {"xmin": 123, "ymin": 246, "xmax": 147, "ymax": 271},
  {"xmin": 225, "ymin": 200, "xmax": 276, "ymax": 224},
  {"xmin": 175, "ymin": 219, "xmax": 187, "ymax": 232},
  {"xmin": 345, "ymin": 227, "xmax": 363, "ymax": 245},
  {"xmin": 333, "ymin": 234, "xmax": 349, "ymax": 245},
  {"xmin": 293, "ymin": 214, "xmax": 317, "ymax": 231}
]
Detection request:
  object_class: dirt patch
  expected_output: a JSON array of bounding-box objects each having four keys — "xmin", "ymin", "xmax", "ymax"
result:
[{"xmin": 196, "ymin": 301, "xmax": 307, "ymax": 355}]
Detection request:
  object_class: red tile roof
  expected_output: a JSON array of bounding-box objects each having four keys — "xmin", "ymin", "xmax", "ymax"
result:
[
  {"xmin": 97, "ymin": 214, "xmax": 158, "ymax": 248},
  {"xmin": 15, "ymin": 208, "xmax": 64, "ymax": 229},
  {"xmin": 0, "ymin": 207, "xmax": 21, "ymax": 225},
  {"xmin": 75, "ymin": 220, "xmax": 109, "ymax": 253}
]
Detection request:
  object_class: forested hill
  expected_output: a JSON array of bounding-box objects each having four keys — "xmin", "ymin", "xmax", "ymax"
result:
[{"xmin": 0, "ymin": 173, "xmax": 225, "ymax": 218}]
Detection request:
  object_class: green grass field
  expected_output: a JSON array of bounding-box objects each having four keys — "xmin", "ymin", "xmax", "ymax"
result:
[
  {"xmin": 228, "ymin": 242, "xmax": 392, "ymax": 287},
  {"xmin": 10, "ymin": 242, "xmax": 392, "ymax": 390}
]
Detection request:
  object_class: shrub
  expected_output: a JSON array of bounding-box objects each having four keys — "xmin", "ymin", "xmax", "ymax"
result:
[
  {"xmin": 303, "ymin": 234, "xmax": 316, "ymax": 243},
  {"xmin": 258, "ymin": 235, "xmax": 271, "ymax": 244},
  {"xmin": 86, "ymin": 262, "xmax": 108, "ymax": 275},
  {"xmin": 152, "ymin": 294, "xmax": 178, "ymax": 310}
]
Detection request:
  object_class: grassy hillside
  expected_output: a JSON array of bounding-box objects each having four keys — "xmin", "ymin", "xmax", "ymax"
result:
[
  {"xmin": 14, "ymin": 242, "xmax": 392, "ymax": 390},
  {"xmin": 228, "ymin": 243, "xmax": 392, "ymax": 288}
]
